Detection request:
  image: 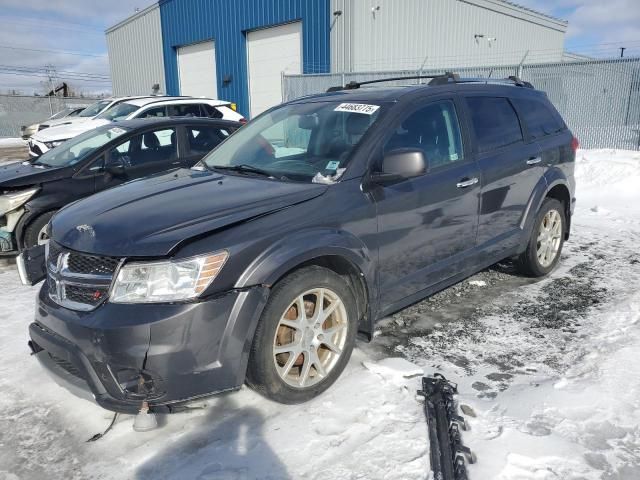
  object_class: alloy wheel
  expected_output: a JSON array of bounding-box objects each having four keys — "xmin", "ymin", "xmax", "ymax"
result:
[
  {"xmin": 536, "ymin": 209, "xmax": 562, "ymax": 268},
  {"xmin": 272, "ymin": 288, "xmax": 349, "ymax": 388}
]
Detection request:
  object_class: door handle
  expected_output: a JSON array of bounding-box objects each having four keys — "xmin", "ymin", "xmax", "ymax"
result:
[
  {"xmin": 526, "ymin": 156, "xmax": 542, "ymax": 165},
  {"xmin": 456, "ymin": 177, "xmax": 479, "ymax": 188}
]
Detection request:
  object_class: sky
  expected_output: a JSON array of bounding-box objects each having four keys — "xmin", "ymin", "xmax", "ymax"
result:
[{"xmin": 0, "ymin": 0, "xmax": 638, "ymax": 96}]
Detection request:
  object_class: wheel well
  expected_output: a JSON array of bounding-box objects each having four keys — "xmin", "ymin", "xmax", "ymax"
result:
[
  {"xmin": 546, "ymin": 184, "xmax": 571, "ymax": 238},
  {"xmin": 22, "ymin": 209, "xmax": 57, "ymax": 248},
  {"xmin": 274, "ymin": 255, "xmax": 370, "ymax": 336}
]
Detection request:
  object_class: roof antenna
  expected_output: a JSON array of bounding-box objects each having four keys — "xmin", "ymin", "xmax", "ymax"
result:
[{"xmin": 486, "ymin": 68, "xmax": 494, "ymax": 84}]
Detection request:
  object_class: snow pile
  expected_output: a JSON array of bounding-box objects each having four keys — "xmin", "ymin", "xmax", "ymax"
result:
[{"xmin": 0, "ymin": 137, "xmax": 27, "ymax": 147}]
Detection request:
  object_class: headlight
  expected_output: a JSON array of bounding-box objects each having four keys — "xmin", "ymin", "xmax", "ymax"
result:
[
  {"xmin": 44, "ymin": 140, "xmax": 66, "ymax": 148},
  {"xmin": 0, "ymin": 188, "xmax": 39, "ymax": 215},
  {"xmin": 110, "ymin": 251, "xmax": 228, "ymax": 303}
]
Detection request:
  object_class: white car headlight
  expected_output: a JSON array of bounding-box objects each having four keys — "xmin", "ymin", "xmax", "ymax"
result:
[
  {"xmin": 0, "ymin": 188, "xmax": 39, "ymax": 216},
  {"xmin": 110, "ymin": 251, "xmax": 228, "ymax": 303},
  {"xmin": 44, "ymin": 140, "xmax": 66, "ymax": 149}
]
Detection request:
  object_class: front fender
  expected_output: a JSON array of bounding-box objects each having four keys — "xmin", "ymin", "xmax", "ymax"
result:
[{"xmin": 235, "ymin": 227, "xmax": 377, "ymax": 334}]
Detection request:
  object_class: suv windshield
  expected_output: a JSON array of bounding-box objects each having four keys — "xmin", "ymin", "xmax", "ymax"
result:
[
  {"xmin": 96, "ymin": 102, "xmax": 139, "ymax": 122},
  {"xmin": 32, "ymin": 126, "xmax": 129, "ymax": 168},
  {"xmin": 78, "ymin": 100, "xmax": 111, "ymax": 118},
  {"xmin": 201, "ymin": 101, "xmax": 383, "ymax": 182}
]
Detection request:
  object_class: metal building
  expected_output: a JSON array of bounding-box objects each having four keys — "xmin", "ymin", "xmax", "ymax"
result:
[
  {"xmin": 330, "ymin": 0, "xmax": 567, "ymax": 72},
  {"xmin": 106, "ymin": 0, "xmax": 567, "ymax": 118},
  {"xmin": 106, "ymin": 4, "xmax": 166, "ymax": 96}
]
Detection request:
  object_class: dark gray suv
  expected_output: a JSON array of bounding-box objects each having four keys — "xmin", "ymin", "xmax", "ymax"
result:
[{"xmin": 21, "ymin": 74, "xmax": 577, "ymax": 413}]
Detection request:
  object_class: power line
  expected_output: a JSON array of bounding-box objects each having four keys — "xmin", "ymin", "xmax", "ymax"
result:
[
  {"xmin": 0, "ymin": 44, "xmax": 107, "ymax": 58},
  {"xmin": 0, "ymin": 70, "xmax": 112, "ymax": 83},
  {"xmin": 1, "ymin": 17, "xmax": 104, "ymax": 35},
  {"xmin": 0, "ymin": 65, "xmax": 110, "ymax": 79}
]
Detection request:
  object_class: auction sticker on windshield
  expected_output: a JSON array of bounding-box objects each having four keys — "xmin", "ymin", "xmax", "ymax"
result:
[{"xmin": 334, "ymin": 103, "xmax": 380, "ymax": 115}]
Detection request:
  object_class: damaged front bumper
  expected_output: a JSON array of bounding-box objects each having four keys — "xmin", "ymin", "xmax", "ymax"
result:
[
  {"xmin": 0, "ymin": 208, "xmax": 26, "ymax": 254},
  {"xmin": 29, "ymin": 282, "xmax": 269, "ymax": 413}
]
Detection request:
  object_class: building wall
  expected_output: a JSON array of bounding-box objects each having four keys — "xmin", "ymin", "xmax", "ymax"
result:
[
  {"xmin": 159, "ymin": 0, "xmax": 331, "ymax": 117},
  {"xmin": 106, "ymin": 4, "xmax": 166, "ymax": 96},
  {"xmin": 330, "ymin": 0, "xmax": 568, "ymax": 72}
]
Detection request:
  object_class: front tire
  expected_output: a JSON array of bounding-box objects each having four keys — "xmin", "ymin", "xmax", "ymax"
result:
[
  {"xmin": 23, "ymin": 211, "xmax": 56, "ymax": 248},
  {"xmin": 516, "ymin": 198, "xmax": 565, "ymax": 277},
  {"xmin": 246, "ymin": 266, "xmax": 358, "ymax": 404}
]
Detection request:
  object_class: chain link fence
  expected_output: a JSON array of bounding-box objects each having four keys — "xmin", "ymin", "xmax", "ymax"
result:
[
  {"xmin": 283, "ymin": 58, "xmax": 640, "ymax": 150},
  {"xmin": 0, "ymin": 95, "xmax": 99, "ymax": 138}
]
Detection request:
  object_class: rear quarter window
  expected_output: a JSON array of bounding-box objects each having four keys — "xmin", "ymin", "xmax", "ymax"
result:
[
  {"xmin": 513, "ymin": 97, "xmax": 565, "ymax": 140},
  {"xmin": 201, "ymin": 104, "xmax": 223, "ymax": 118},
  {"xmin": 466, "ymin": 97, "xmax": 523, "ymax": 153}
]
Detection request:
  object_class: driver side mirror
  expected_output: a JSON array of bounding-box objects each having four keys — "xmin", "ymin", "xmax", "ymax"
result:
[
  {"xmin": 105, "ymin": 158, "xmax": 125, "ymax": 176},
  {"xmin": 370, "ymin": 149, "xmax": 428, "ymax": 185}
]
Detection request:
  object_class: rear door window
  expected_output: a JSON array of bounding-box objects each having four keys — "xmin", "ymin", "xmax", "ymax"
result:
[
  {"xmin": 513, "ymin": 98, "xmax": 564, "ymax": 140},
  {"xmin": 466, "ymin": 97, "xmax": 523, "ymax": 153},
  {"xmin": 201, "ymin": 104, "xmax": 223, "ymax": 118},
  {"xmin": 186, "ymin": 126, "xmax": 233, "ymax": 155}
]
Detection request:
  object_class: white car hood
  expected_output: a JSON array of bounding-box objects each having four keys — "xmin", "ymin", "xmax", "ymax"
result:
[
  {"xmin": 33, "ymin": 119, "xmax": 111, "ymax": 142},
  {"xmin": 40, "ymin": 116, "xmax": 93, "ymax": 129}
]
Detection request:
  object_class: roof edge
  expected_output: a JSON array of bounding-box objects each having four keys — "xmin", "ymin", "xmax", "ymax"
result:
[
  {"xmin": 457, "ymin": 0, "xmax": 568, "ymax": 31},
  {"xmin": 105, "ymin": 2, "xmax": 159, "ymax": 34}
]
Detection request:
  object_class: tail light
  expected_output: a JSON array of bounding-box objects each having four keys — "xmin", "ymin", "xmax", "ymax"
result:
[
  {"xmin": 571, "ymin": 136, "xmax": 579, "ymax": 152},
  {"xmin": 239, "ymin": 118, "xmax": 248, "ymax": 125}
]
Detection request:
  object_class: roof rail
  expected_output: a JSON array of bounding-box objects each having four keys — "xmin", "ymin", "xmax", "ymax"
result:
[
  {"xmin": 434, "ymin": 75, "xmax": 534, "ymax": 88},
  {"xmin": 326, "ymin": 72, "xmax": 460, "ymax": 92},
  {"xmin": 325, "ymin": 72, "xmax": 534, "ymax": 92}
]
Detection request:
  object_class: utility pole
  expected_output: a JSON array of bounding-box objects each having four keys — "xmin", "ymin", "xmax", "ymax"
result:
[
  {"xmin": 44, "ymin": 64, "xmax": 57, "ymax": 116},
  {"xmin": 620, "ymin": 47, "xmax": 626, "ymax": 58}
]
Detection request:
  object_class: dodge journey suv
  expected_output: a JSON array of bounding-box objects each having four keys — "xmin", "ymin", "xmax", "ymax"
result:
[{"xmin": 21, "ymin": 73, "xmax": 576, "ymax": 413}]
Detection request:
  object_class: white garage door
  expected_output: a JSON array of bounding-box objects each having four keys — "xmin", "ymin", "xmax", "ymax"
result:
[
  {"xmin": 177, "ymin": 41, "xmax": 218, "ymax": 98},
  {"xmin": 247, "ymin": 22, "xmax": 302, "ymax": 118}
]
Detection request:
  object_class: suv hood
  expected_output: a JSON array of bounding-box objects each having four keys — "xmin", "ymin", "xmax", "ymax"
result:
[
  {"xmin": 0, "ymin": 161, "xmax": 69, "ymax": 188},
  {"xmin": 52, "ymin": 168, "xmax": 328, "ymax": 257},
  {"xmin": 33, "ymin": 119, "xmax": 110, "ymax": 142}
]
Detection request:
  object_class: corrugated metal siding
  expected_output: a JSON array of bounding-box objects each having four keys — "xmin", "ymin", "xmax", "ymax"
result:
[
  {"xmin": 159, "ymin": 0, "xmax": 331, "ymax": 117},
  {"xmin": 106, "ymin": 4, "xmax": 166, "ymax": 96},
  {"xmin": 330, "ymin": 0, "xmax": 567, "ymax": 72}
]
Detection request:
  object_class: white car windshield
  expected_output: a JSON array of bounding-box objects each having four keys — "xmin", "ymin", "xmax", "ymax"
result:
[
  {"xmin": 95, "ymin": 102, "xmax": 139, "ymax": 121},
  {"xmin": 201, "ymin": 101, "xmax": 383, "ymax": 182},
  {"xmin": 32, "ymin": 126, "xmax": 129, "ymax": 168},
  {"xmin": 78, "ymin": 100, "xmax": 111, "ymax": 117}
]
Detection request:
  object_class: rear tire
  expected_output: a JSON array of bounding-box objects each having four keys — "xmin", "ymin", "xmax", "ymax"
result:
[
  {"xmin": 516, "ymin": 198, "xmax": 565, "ymax": 277},
  {"xmin": 246, "ymin": 266, "xmax": 358, "ymax": 404},
  {"xmin": 23, "ymin": 211, "xmax": 56, "ymax": 249}
]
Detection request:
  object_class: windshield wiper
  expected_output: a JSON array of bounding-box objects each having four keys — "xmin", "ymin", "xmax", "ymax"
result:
[{"xmin": 209, "ymin": 164, "xmax": 274, "ymax": 178}]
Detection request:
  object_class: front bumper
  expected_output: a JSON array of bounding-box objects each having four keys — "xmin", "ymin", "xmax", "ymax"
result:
[{"xmin": 30, "ymin": 283, "xmax": 269, "ymax": 413}]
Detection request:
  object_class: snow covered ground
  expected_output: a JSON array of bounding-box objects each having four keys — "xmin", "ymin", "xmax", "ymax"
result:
[
  {"xmin": 0, "ymin": 149, "xmax": 639, "ymax": 479},
  {"xmin": 0, "ymin": 138, "xmax": 26, "ymax": 148}
]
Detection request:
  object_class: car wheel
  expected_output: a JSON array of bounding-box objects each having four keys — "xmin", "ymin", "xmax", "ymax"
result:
[
  {"xmin": 246, "ymin": 266, "xmax": 358, "ymax": 404},
  {"xmin": 516, "ymin": 198, "xmax": 566, "ymax": 277},
  {"xmin": 24, "ymin": 211, "xmax": 56, "ymax": 249}
]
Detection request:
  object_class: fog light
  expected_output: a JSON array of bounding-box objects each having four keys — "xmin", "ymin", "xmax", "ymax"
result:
[{"xmin": 115, "ymin": 368, "xmax": 162, "ymax": 399}]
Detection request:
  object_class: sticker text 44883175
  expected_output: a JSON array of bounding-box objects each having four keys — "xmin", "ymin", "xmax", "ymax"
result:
[{"xmin": 334, "ymin": 103, "xmax": 380, "ymax": 115}]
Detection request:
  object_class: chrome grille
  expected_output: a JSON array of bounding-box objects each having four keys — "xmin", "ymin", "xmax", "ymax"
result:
[{"xmin": 46, "ymin": 242, "xmax": 121, "ymax": 311}]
